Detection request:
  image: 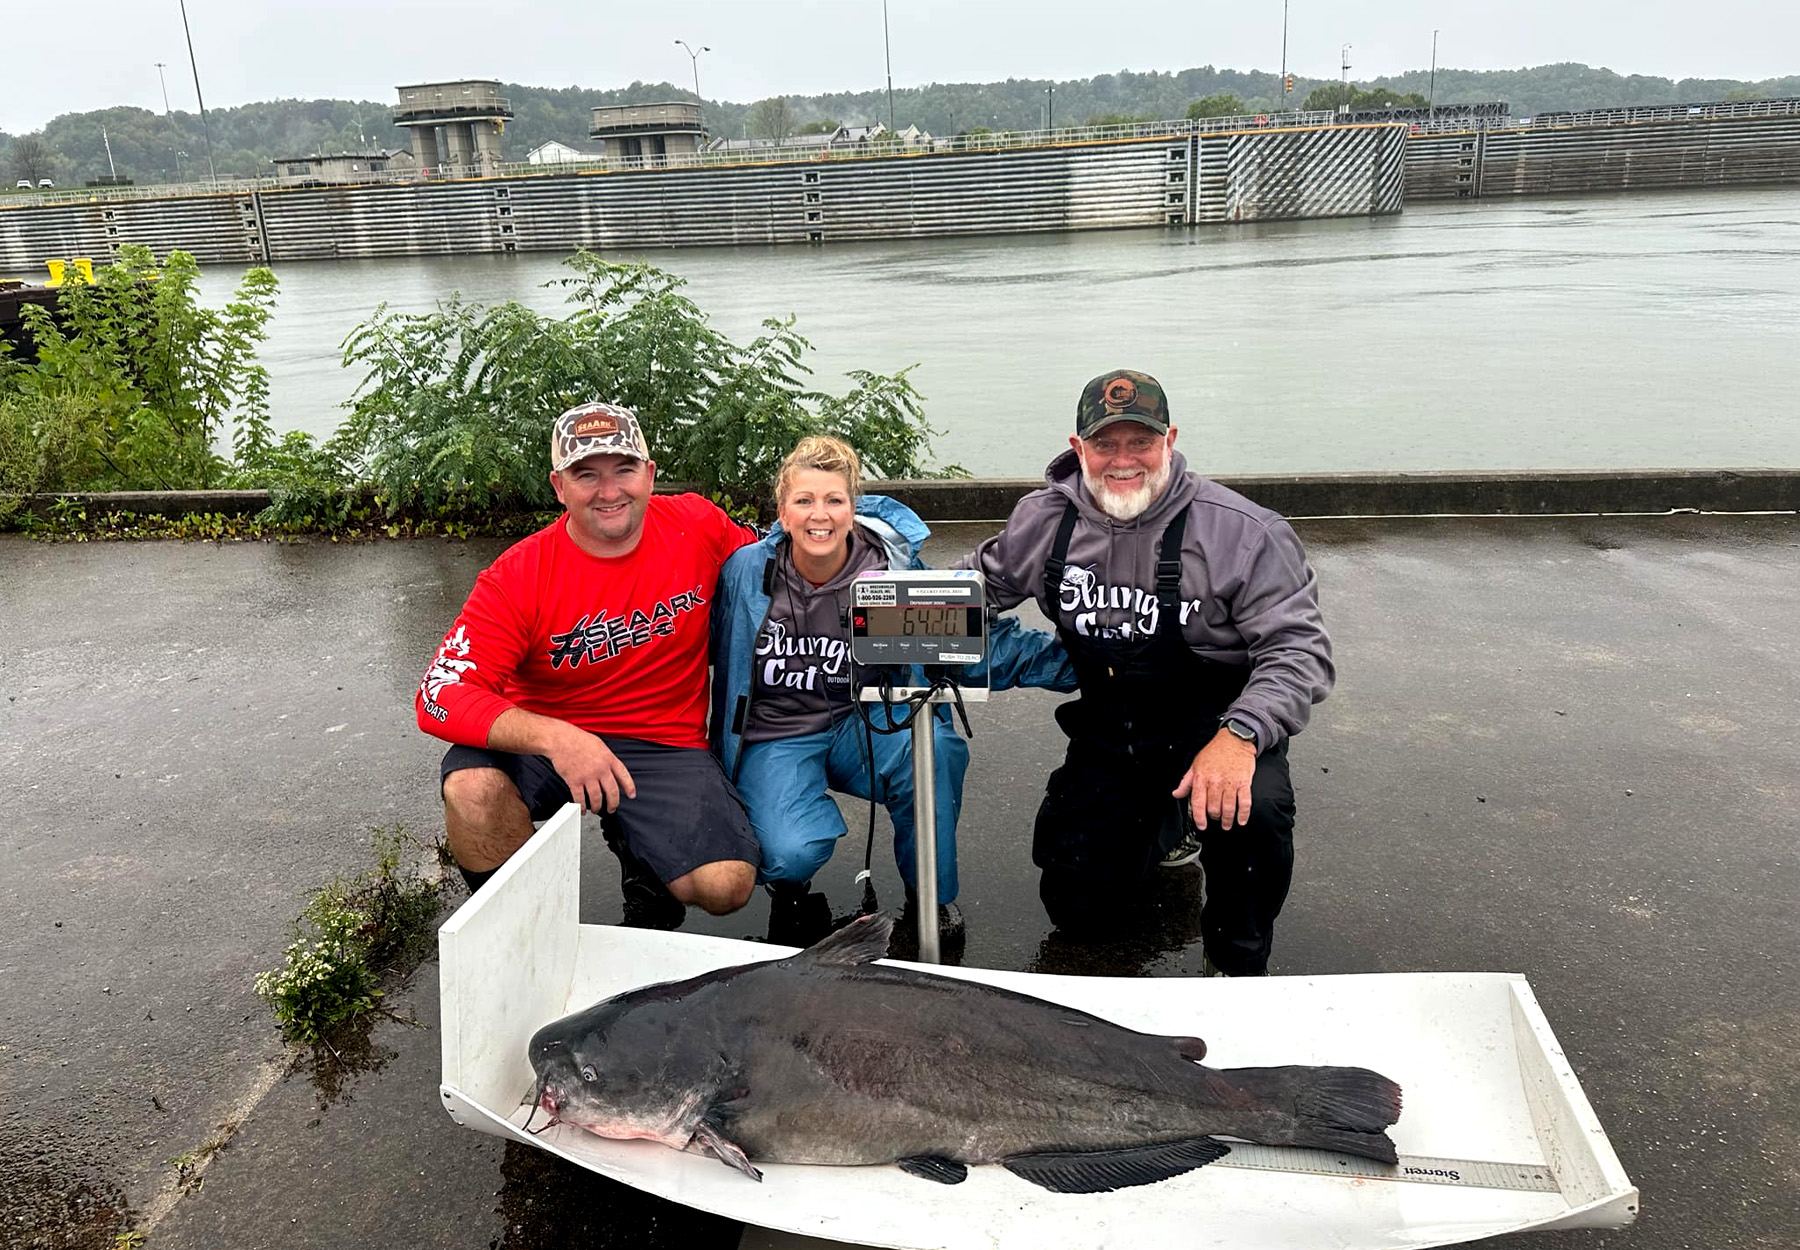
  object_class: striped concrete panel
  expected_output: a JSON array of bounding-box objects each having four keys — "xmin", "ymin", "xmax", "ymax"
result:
[
  {"xmin": 1, "ymin": 192, "xmax": 260, "ymax": 271},
  {"xmin": 1478, "ymin": 114, "xmax": 1800, "ymax": 196},
  {"xmin": 257, "ymin": 179, "xmax": 509, "ymax": 261},
  {"xmin": 1372, "ymin": 128, "xmax": 1408, "ymax": 213},
  {"xmin": 1196, "ymin": 124, "xmax": 1406, "ymax": 222}
]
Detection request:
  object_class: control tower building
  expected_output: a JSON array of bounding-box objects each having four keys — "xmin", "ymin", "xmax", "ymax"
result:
[{"xmin": 393, "ymin": 80, "xmax": 514, "ymax": 175}]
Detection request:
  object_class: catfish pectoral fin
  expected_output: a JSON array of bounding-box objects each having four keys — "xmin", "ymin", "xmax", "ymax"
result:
[
  {"xmin": 1001, "ymin": 1137, "xmax": 1231, "ymax": 1194},
  {"xmin": 691, "ymin": 1121, "xmax": 763, "ymax": 1182},
  {"xmin": 897, "ymin": 1155, "xmax": 969, "ymax": 1185}
]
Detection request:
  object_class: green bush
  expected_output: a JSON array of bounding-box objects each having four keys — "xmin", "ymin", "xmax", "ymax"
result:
[
  {"xmin": 1, "ymin": 246, "xmax": 279, "ymax": 493},
  {"xmin": 0, "ymin": 393, "xmax": 112, "ymax": 517},
  {"xmin": 328, "ymin": 251, "xmax": 955, "ymax": 521}
]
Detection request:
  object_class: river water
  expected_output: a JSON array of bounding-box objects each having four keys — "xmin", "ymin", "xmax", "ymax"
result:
[{"xmin": 196, "ymin": 186, "xmax": 1800, "ymax": 477}]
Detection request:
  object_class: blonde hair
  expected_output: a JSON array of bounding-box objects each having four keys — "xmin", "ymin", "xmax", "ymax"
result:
[{"xmin": 774, "ymin": 434, "xmax": 861, "ymax": 511}]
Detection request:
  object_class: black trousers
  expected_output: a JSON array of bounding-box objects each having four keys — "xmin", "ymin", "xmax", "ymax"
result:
[{"xmin": 1033, "ymin": 736, "xmax": 1296, "ymax": 975}]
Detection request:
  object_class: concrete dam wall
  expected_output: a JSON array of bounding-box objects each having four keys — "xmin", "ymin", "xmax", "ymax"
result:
[
  {"xmin": 1, "ymin": 124, "xmax": 1405, "ymax": 269},
  {"xmin": 4, "ymin": 103, "xmax": 1797, "ymax": 270},
  {"xmin": 1404, "ymin": 102, "xmax": 1800, "ymax": 200}
]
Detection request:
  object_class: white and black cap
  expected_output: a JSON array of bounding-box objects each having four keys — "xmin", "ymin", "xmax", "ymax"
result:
[{"xmin": 551, "ymin": 401, "xmax": 649, "ymax": 471}]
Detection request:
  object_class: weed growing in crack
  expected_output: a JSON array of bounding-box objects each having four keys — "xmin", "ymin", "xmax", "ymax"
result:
[{"xmin": 253, "ymin": 825, "xmax": 446, "ymax": 1045}]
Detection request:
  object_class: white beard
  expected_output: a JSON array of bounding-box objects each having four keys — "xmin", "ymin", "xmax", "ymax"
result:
[{"xmin": 1081, "ymin": 458, "xmax": 1171, "ymax": 522}]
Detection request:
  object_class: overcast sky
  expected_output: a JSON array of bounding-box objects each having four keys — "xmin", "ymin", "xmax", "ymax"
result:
[{"xmin": 5, "ymin": 0, "xmax": 1795, "ymax": 134}]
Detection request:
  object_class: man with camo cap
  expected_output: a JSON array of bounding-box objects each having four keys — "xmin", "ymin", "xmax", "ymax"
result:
[
  {"xmin": 960, "ymin": 370, "xmax": 1334, "ymax": 975},
  {"xmin": 416, "ymin": 401, "xmax": 760, "ymax": 928}
]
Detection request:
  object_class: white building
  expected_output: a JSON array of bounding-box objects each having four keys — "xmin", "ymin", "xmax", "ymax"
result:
[{"xmin": 526, "ymin": 139, "xmax": 599, "ymax": 165}]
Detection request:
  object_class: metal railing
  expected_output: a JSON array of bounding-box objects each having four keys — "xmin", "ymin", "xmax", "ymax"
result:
[
  {"xmin": 513, "ymin": 110, "xmax": 1338, "ymax": 178},
  {"xmin": 393, "ymin": 93, "xmax": 513, "ymax": 121},
  {"xmin": 1403, "ymin": 96, "xmax": 1800, "ymax": 135}
]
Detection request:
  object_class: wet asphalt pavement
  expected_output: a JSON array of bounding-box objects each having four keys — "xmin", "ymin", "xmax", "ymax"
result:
[{"xmin": 3, "ymin": 513, "xmax": 1797, "ymax": 1250}]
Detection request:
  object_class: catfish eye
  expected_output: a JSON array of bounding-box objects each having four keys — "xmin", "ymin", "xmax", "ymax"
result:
[{"xmin": 580, "ymin": 1065, "xmax": 598, "ymax": 1082}]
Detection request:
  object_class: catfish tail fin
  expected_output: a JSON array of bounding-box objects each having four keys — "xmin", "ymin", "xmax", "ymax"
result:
[{"xmin": 1218, "ymin": 1065, "xmax": 1403, "ymax": 1165}]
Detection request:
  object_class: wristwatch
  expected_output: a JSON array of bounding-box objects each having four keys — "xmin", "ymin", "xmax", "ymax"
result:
[{"xmin": 1224, "ymin": 718, "xmax": 1258, "ymax": 747}]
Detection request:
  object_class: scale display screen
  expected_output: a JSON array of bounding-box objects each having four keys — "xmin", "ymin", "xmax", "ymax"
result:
[
  {"xmin": 857, "ymin": 606, "xmax": 975, "ymax": 639},
  {"xmin": 849, "ymin": 571, "xmax": 989, "ymax": 671}
]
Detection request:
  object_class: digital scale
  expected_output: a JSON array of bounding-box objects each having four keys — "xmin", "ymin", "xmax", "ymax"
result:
[
  {"xmin": 849, "ymin": 570, "xmax": 989, "ymax": 961},
  {"xmin": 850, "ymin": 569, "xmax": 990, "ymax": 698}
]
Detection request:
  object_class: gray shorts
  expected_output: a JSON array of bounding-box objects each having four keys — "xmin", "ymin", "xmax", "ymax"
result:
[{"xmin": 439, "ymin": 736, "xmax": 757, "ymax": 885}]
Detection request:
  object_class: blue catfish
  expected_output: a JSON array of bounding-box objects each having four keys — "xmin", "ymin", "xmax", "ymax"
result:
[{"xmin": 525, "ymin": 913, "xmax": 1401, "ymax": 1192}]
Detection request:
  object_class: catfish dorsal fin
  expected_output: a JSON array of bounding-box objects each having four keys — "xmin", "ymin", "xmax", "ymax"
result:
[{"xmin": 796, "ymin": 911, "xmax": 893, "ymax": 965}]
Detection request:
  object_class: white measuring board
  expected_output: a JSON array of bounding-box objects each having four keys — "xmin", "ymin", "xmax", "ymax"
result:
[{"xmin": 441, "ymin": 806, "xmax": 1637, "ymax": 1250}]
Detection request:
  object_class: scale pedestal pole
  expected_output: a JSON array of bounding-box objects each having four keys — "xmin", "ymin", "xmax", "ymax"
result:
[
  {"xmin": 910, "ymin": 707, "xmax": 940, "ymax": 964},
  {"xmin": 848, "ymin": 568, "xmax": 992, "ymax": 967}
]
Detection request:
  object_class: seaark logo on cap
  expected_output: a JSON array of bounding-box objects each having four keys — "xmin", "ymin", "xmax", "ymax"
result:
[{"xmin": 572, "ymin": 412, "xmax": 620, "ymax": 440}]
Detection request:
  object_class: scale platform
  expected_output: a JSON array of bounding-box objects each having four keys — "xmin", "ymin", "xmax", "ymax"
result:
[{"xmin": 438, "ymin": 805, "xmax": 1637, "ymax": 1249}]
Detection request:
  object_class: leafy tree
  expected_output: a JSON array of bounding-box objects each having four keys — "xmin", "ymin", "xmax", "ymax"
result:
[
  {"xmin": 1186, "ymin": 94, "xmax": 1247, "ymax": 119},
  {"xmin": 1303, "ymin": 84, "xmax": 1430, "ymax": 112},
  {"xmin": 9, "ymin": 135, "xmax": 54, "ymax": 183},
  {"xmin": 747, "ymin": 97, "xmax": 796, "ymax": 144},
  {"xmin": 796, "ymin": 119, "xmax": 843, "ymax": 135},
  {"xmin": 1083, "ymin": 113, "xmax": 1155, "ymax": 127}
]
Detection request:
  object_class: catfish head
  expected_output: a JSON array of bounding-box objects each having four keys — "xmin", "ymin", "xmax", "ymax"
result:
[{"xmin": 525, "ymin": 1006, "xmax": 716, "ymax": 1146}]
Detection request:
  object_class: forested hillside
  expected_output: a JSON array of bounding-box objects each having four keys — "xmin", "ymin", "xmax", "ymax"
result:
[{"xmin": 4, "ymin": 61, "xmax": 1796, "ymax": 188}]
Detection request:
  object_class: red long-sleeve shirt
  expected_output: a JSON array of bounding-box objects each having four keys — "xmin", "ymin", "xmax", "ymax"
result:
[{"xmin": 416, "ymin": 495, "xmax": 755, "ymax": 750}]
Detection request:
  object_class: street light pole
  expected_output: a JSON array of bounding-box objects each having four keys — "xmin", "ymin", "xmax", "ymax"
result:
[
  {"xmin": 178, "ymin": 0, "xmax": 217, "ymax": 183},
  {"xmin": 1340, "ymin": 44, "xmax": 1353, "ymax": 118},
  {"xmin": 674, "ymin": 39, "xmax": 710, "ymax": 104},
  {"xmin": 1046, "ymin": 83, "xmax": 1054, "ymax": 132},
  {"xmin": 1429, "ymin": 30, "xmax": 1440, "ymax": 118},
  {"xmin": 154, "ymin": 62, "xmax": 172, "ymax": 115},
  {"xmin": 882, "ymin": 0, "xmax": 895, "ymax": 132},
  {"xmin": 1280, "ymin": 0, "xmax": 1290, "ymax": 109}
]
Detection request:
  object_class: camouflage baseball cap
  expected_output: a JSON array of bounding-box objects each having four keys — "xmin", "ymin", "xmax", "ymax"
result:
[
  {"xmin": 551, "ymin": 401, "xmax": 649, "ymax": 471},
  {"xmin": 1075, "ymin": 370, "xmax": 1171, "ymax": 439}
]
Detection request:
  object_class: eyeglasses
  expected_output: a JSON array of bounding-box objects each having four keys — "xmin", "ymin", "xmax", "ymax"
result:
[{"xmin": 1087, "ymin": 433, "xmax": 1163, "ymax": 456}]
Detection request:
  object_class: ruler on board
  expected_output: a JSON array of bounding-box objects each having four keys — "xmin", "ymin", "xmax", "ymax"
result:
[{"xmin": 1217, "ymin": 1145, "xmax": 1560, "ymax": 1193}]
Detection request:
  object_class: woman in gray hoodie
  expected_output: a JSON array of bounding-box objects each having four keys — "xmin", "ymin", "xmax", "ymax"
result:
[{"xmin": 710, "ymin": 436, "xmax": 1072, "ymax": 948}]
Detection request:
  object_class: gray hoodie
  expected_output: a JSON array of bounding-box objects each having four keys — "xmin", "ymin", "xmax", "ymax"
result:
[
  {"xmin": 959, "ymin": 448, "xmax": 1333, "ymax": 750},
  {"xmin": 743, "ymin": 529, "xmax": 890, "ymax": 744}
]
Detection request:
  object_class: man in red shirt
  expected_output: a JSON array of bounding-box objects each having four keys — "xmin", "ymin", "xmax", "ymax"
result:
[{"xmin": 417, "ymin": 401, "xmax": 759, "ymax": 927}]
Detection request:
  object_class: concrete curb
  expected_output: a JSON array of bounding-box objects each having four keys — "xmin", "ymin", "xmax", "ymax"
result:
[{"xmin": 10, "ymin": 470, "xmax": 1798, "ymax": 524}]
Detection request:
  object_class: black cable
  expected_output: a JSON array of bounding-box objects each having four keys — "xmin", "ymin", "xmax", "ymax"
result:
[{"xmin": 858, "ymin": 706, "xmax": 880, "ymax": 916}]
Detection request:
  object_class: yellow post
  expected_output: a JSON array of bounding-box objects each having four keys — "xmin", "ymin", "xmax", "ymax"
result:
[{"xmin": 45, "ymin": 259, "xmax": 65, "ymax": 287}]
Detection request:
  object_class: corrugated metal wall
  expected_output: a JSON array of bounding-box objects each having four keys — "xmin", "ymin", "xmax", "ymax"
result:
[
  {"xmin": 1404, "ymin": 112, "xmax": 1800, "ymax": 200},
  {"xmin": 1404, "ymin": 132, "xmax": 1485, "ymax": 200},
  {"xmin": 257, "ymin": 180, "xmax": 508, "ymax": 260},
  {"xmin": 0, "ymin": 192, "xmax": 263, "ymax": 270},
  {"xmin": 1, "ymin": 128, "xmax": 1403, "ymax": 272}
]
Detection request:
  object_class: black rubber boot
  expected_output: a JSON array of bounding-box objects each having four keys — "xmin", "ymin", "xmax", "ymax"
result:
[
  {"xmin": 765, "ymin": 881, "xmax": 835, "ymax": 947},
  {"xmin": 610, "ymin": 840, "xmax": 684, "ymax": 931},
  {"xmin": 897, "ymin": 889, "xmax": 967, "ymax": 955}
]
